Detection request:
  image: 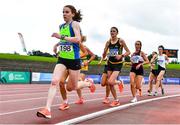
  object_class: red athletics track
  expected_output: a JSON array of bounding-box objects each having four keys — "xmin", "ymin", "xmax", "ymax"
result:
[{"xmin": 0, "ymin": 84, "xmax": 180, "ymax": 124}]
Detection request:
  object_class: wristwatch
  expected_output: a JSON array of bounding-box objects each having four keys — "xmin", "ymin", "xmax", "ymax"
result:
[{"xmin": 60, "ymin": 35, "xmax": 65, "ymax": 40}]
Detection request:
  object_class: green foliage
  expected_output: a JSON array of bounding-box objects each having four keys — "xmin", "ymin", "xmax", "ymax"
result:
[
  {"xmin": 0, "ymin": 53, "xmax": 57, "ymax": 62},
  {"xmin": 166, "ymin": 64, "xmax": 180, "ymax": 70},
  {"xmin": 0, "ymin": 53, "xmax": 179, "ymax": 70}
]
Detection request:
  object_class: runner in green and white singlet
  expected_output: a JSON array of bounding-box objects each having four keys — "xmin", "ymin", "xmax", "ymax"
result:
[
  {"xmin": 151, "ymin": 45, "xmax": 169, "ymax": 96},
  {"xmin": 37, "ymin": 5, "xmax": 82, "ymax": 119}
]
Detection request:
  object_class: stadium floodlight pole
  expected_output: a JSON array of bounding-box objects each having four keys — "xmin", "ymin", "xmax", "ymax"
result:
[{"xmin": 18, "ymin": 32, "xmax": 27, "ymax": 55}]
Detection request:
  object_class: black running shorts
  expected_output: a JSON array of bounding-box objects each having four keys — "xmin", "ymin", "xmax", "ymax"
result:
[
  {"xmin": 57, "ymin": 57, "xmax": 81, "ymax": 70},
  {"xmin": 107, "ymin": 62, "xmax": 123, "ymax": 72},
  {"xmin": 103, "ymin": 65, "xmax": 108, "ymax": 74},
  {"xmin": 130, "ymin": 66, "xmax": 144, "ymax": 76}
]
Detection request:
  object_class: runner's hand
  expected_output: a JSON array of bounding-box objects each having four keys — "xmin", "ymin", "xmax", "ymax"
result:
[
  {"xmin": 136, "ymin": 63, "xmax": 142, "ymax": 70},
  {"xmin": 83, "ymin": 61, "xmax": 89, "ymax": 66},
  {"xmin": 115, "ymin": 55, "xmax": 123, "ymax": 60},
  {"xmin": 98, "ymin": 58, "xmax": 103, "ymax": 65},
  {"xmin": 51, "ymin": 33, "xmax": 61, "ymax": 39}
]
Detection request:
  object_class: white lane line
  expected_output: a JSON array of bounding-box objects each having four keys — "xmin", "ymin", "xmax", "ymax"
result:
[
  {"xmin": 0, "ymin": 88, "xmax": 179, "ymax": 103},
  {"xmin": 0, "ymin": 85, "xmax": 104, "ymax": 92},
  {"xmin": 1, "ymin": 84, "xmax": 177, "ymax": 96},
  {"xmin": 0, "ymin": 90, "xmax": 48, "ymax": 94},
  {"xmin": 0, "ymin": 86, "xmax": 128, "ymax": 92},
  {"xmin": 0, "ymin": 84, "xmax": 148, "ymax": 93},
  {"xmin": 0, "ymin": 94, "xmax": 132, "ymax": 116},
  {"xmin": 0, "ymin": 92, "xmax": 106, "ymax": 103},
  {"xmin": 0, "ymin": 89, "xmax": 107, "ymax": 97},
  {"xmin": 0, "ymin": 92, "xmax": 48, "ymax": 97},
  {"xmin": 0, "ymin": 89, "xmax": 49, "ymax": 92},
  {"xmin": 56, "ymin": 94, "xmax": 180, "ymax": 125},
  {"xmin": 0, "ymin": 87, "xmax": 49, "ymax": 91}
]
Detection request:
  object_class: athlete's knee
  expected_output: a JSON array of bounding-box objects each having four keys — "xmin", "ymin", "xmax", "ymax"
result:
[
  {"xmin": 101, "ymin": 84, "xmax": 106, "ymax": 87},
  {"xmin": 66, "ymin": 86, "xmax": 75, "ymax": 92},
  {"xmin": 156, "ymin": 77, "xmax": 162, "ymax": 82},
  {"xmin": 136, "ymin": 84, "xmax": 141, "ymax": 89},
  {"xmin": 66, "ymin": 87, "xmax": 72, "ymax": 92},
  {"xmin": 130, "ymin": 82, "xmax": 136, "ymax": 88},
  {"xmin": 148, "ymin": 78, "xmax": 153, "ymax": 83},
  {"xmin": 101, "ymin": 82, "xmax": 106, "ymax": 87},
  {"xmin": 66, "ymin": 85, "xmax": 76, "ymax": 92},
  {"xmin": 156, "ymin": 79, "xmax": 161, "ymax": 84},
  {"xmin": 108, "ymin": 79, "xmax": 115, "ymax": 85},
  {"xmin": 130, "ymin": 79, "xmax": 135, "ymax": 85},
  {"xmin": 51, "ymin": 78, "xmax": 59, "ymax": 86}
]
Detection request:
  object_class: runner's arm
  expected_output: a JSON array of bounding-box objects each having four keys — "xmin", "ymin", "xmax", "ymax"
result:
[
  {"xmin": 165, "ymin": 54, "xmax": 169, "ymax": 64},
  {"xmin": 85, "ymin": 46, "xmax": 95, "ymax": 63},
  {"xmin": 150, "ymin": 54, "xmax": 157, "ymax": 64},
  {"xmin": 80, "ymin": 43, "xmax": 88, "ymax": 58},
  {"xmin": 121, "ymin": 39, "xmax": 130, "ymax": 57},
  {"xmin": 102, "ymin": 41, "xmax": 110, "ymax": 59},
  {"xmin": 51, "ymin": 21, "xmax": 81, "ymax": 43},
  {"xmin": 141, "ymin": 51, "xmax": 149, "ymax": 65},
  {"xmin": 53, "ymin": 42, "xmax": 60, "ymax": 55}
]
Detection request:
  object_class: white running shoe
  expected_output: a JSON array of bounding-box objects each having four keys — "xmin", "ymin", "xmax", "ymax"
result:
[
  {"xmin": 153, "ymin": 92, "xmax": 158, "ymax": 96},
  {"xmin": 131, "ymin": 97, "xmax": 137, "ymax": 103},
  {"xmin": 148, "ymin": 92, "xmax": 152, "ymax": 96}
]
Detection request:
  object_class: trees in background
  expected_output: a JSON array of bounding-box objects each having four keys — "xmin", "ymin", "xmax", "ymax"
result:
[{"xmin": 28, "ymin": 50, "xmax": 55, "ymax": 57}]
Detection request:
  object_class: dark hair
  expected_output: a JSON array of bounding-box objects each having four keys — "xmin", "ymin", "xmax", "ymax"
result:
[
  {"xmin": 158, "ymin": 45, "xmax": 164, "ymax": 50},
  {"xmin": 64, "ymin": 5, "xmax": 82, "ymax": 22},
  {"xmin": 81, "ymin": 35, "xmax": 86, "ymax": 42},
  {"xmin": 153, "ymin": 51, "xmax": 157, "ymax": 54},
  {"xmin": 135, "ymin": 40, "xmax": 142, "ymax": 53},
  {"xmin": 111, "ymin": 27, "xmax": 119, "ymax": 33}
]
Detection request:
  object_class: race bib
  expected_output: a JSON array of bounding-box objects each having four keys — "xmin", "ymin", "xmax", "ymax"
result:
[
  {"xmin": 59, "ymin": 45, "xmax": 72, "ymax": 52},
  {"xmin": 131, "ymin": 56, "xmax": 142, "ymax": 63},
  {"xmin": 158, "ymin": 59, "xmax": 164, "ymax": 65},
  {"xmin": 108, "ymin": 49, "xmax": 119, "ymax": 57}
]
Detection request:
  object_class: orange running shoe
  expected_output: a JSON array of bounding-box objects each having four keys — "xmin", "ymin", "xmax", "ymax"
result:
[
  {"xmin": 75, "ymin": 98, "xmax": 84, "ymax": 104},
  {"xmin": 118, "ymin": 80, "xmax": 124, "ymax": 93},
  {"xmin": 86, "ymin": 78, "xmax": 96, "ymax": 93},
  {"xmin": 110, "ymin": 100, "xmax": 120, "ymax": 107},
  {"xmin": 37, "ymin": 108, "xmax": 51, "ymax": 119},
  {"xmin": 139, "ymin": 89, "xmax": 142, "ymax": 97},
  {"xmin": 58, "ymin": 103, "xmax": 70, "ymax": 110},
  {"xmin": 102, "ymin": 97, "xmax": 110, "ymax": 104}
]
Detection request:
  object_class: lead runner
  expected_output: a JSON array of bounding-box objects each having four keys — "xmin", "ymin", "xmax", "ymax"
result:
[{"xmin": 37, "ymin": 5, "xmax": 83, "ymax": 119}]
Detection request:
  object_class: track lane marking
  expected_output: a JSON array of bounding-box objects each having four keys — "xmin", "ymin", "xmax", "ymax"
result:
[
  {"xmin": 0, "ymin": 94, "xmax": 133, "ymax": 116},
  {"xmin": 56, "ymin": 94, "xmax": 180, "ymax": 125}
]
